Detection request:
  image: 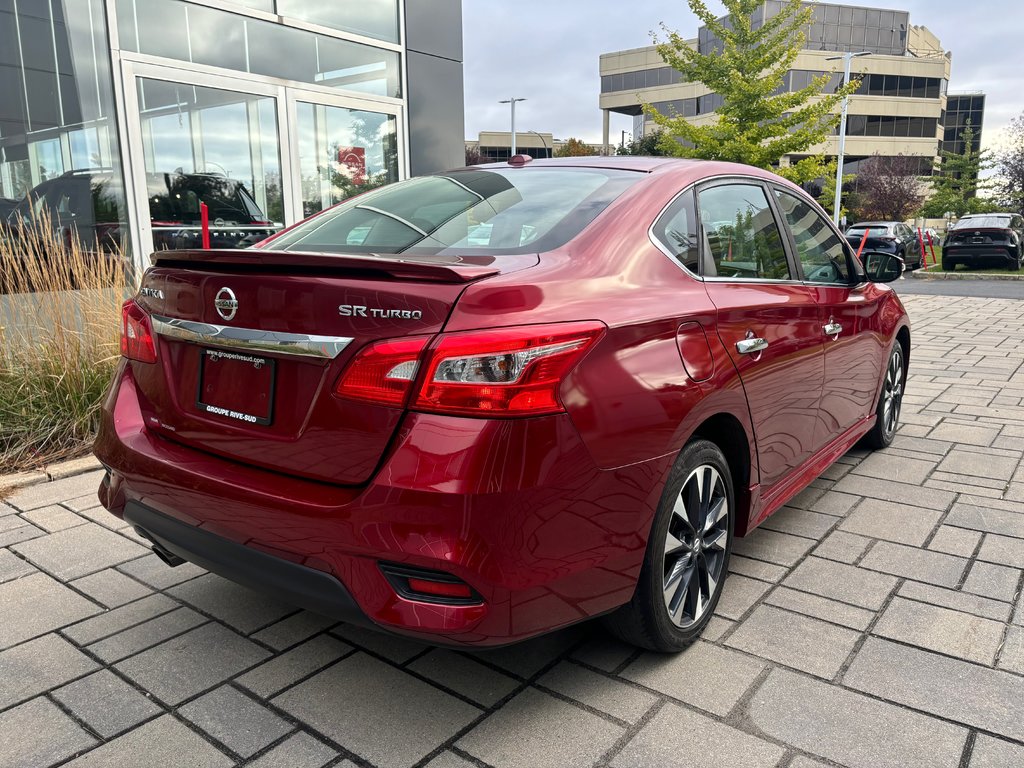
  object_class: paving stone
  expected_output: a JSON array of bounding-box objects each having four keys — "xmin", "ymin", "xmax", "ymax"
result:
[
  {"xmin": 701, "ymin": 615, "xmax": 734, "ymax": 641},
  {"xmin": 899, "ymin": 579, "xmax": 1013, "ymax": 622},
  {"xmin": 831, "ymin": 474, "xmax": 954, "ymax": 511},
  {"xmin": 0, "ymin": 548, "xmax": 34, "ymax": 583},
  {"xmin": 783, "ymin": 557, "xmax": 897, "ymax": 610},
  {"xmin": 88, "ymin": 606, "xmax": 208, "ymax": 663},
  {"xmin": 812, "ymin": 530, "xmax": 873, "ymax": 563},
  {"xmin": 52, "ymin": 669, "xmax": 162, "ymax": 738},
  {"xmin": 714, "ymin": 573, "xmax": 771, "ymax": 620},
  {"xmin": 180, "ymin": 685, "xmax": 291, "ymax": 758},
  {"xmin": 538, "ymin": 661, "xmax": 656, "ymax": 724},
  {"xmin": 859, "ymin": 541, "xmax": 967, "ymax": 587},
  {"xmin": 63, "ymin": 594, "xmax": 179, "ymax": 645},
  {"xmin": 115, "ymin": 622, "xmax": 270, "ymax": 705},
  {"xmin": 569, "ymin": 637, "xmax": 636, "ymax": 673},
  {"xmin": 331, "ymin": 623, "xmax": 429, "ymax": 664},
  {"xmin": 845, "ymin": 638, "xmax": 1024, "ymax": 742},
  {"xmin": 0, "ymin": 696, "xmax": 96, "ymax": 768},
  {"xmin": 962, "ymin": 560, "xmax": 1022, "ymax": 602},
  {"xmin": 731, "ymin": 528, "xmax": 815, "ymax": 567},
  {"xmin": 788, "ymin": 759, "xmax": 831, "ymax": 768},
  {"xmin": 424, "ymin": 753, "xmax": 478, "ymax": 768},
  {"xmin": 237, "ymin": 634, "xmax": 352, "ymax": 697},
  {"xmin": 727, "ymin": 555, "xmax": 789, "ymax": 583},
  {"xmin": 840, "ymin": 498, "xmax": 942, "ymax": 546},
  {"xmin": 11, "ymin": 523, "xmax": 147, "ymax": 580},
  {"xmin": 470, "ymin": 627, "xmax": 584, "ymax": 678},
  {"xmin": 764, "ymin": 586, "xmax": 875, "ymax": 630},
  {"xmin": 0, "ymin": 632, "xmax": 97, "ymax": 709},
  {"xmin": 408, "ymin": 649, "xmax": 521, "ymax": 707},
  {"xmin": 622, "ymin": 641, "xmax": 765, "ymax": 717},
  {"xmin": 808, "ymin": 491, "xmax": 861, "ymax": 517},
  {"xmin": 0, "ymin": 520, "xmax": 45, "ymax": 547},
  {"xmin": 611, "ymin": 701, "xmax": 784, "ymax": 768},
  {"xmin": 70, "ymin": 568, "xmax": 153, "ymax": 608},
  {"xmin": 970, "ymin": 736, "xmax": 1024, "ymax": 768},
  {"xmin": 979, "ymin": 533, "xmax": 1024, "ymax": 568},
  {"xmin": 850, "ymin": 451, "xmax": 938, "ymax": 485},
  {"xmin": 928, "ymin": 422, "xmax": 1000, "ymax": 446},
  {"xmin": 873, "ymin": 597, "xmax": 1005, "ymax": 665},
  {"xmin": 4, "ymin": 470, "xmax": 104, "ymax": 512},
  {"xmin": 246, "ymin": 732, "xmax": 337, "ymax": 768},
  {"xmin": 250, "ymin": 611, "xmax": 337, "ymax": 651},
  {"xmin": 277, "ymin": 652, "xmax": 482, "ymax": 768},
  {"xmin": 458, "ymin": 687, "xmax": 620, "ymax": 768},
  {"xmin": 996, "ymin": 626, "xmax": 1024, "ymax": 675},
  {"xmin": 21, "ymin": 504, "xmax": 88, "ymax": 532},
  {"xmin": 0, "ymin": 571, "xmax": 99, "ymax": 648},
  {"xmin": 891, "ymin": 434, "xmax": 954, "ymax": 455},
  {"xmin": 937, "ymin": 451, "xmax": 1020, "ymax": 481},
  {"xmin": 928, "ymin": 525, "xmax": 983, "ymax": 557},
  {"xmin": 749, "ymin": 667, "xmax": 966, "ymax": 768},
  {"xmin": 47, "ymin": 456, "xmax": 102, "ymax": 480},
  {"xmin": 116, "ymin": 552, "xmax": 206, "ymax": 589},
  {"xmin": 62, "ymin": 714, "xmax": 233, "ymax": 768},
  {"xmin": 167, "ymin": 573, "xmax": 295, "ymax": 634},
  {"xmin": 726, "ymin": 604, "xmax": 860, "ymax": 678},
  {"xmin": 759, "ymin": 507, "xmax": 837, "ymax": 539}
]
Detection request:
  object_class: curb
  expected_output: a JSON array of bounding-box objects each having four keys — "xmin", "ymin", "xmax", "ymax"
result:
[
  {"xmin": 911, "ymin": 268, "xmax": 1024, "ymax": 281},
  {"xmin": 0, "ymin": 454, "xmax": 101, "ymax": 495}
]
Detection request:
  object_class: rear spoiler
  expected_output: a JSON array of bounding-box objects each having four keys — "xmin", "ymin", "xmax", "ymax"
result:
[{"xmin": 150, "ymin": 248, "xmax": 506, "ymax": 283}]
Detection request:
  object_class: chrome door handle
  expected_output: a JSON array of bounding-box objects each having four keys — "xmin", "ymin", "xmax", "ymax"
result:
[
  {"xmin": 823, "ymin": 321, "xmax": 843, "ymax": 337},
  {"xmin": 736, "ymin": 337, "xmax": 768, "ymax": 355}
]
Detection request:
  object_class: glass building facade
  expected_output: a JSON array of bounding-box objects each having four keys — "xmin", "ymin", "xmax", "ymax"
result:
[{"xmin": 0, "ymin": 0, "xmax": 463, "ymax": 268}]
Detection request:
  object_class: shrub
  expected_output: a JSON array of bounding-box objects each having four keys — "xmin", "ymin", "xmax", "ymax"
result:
[{"xmin": 1, "ymin": 216, "xmax": 129, "ymax": 472}]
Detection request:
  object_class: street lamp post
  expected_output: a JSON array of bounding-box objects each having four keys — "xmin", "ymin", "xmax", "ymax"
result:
[
  {"xmin": 826, "ymin": 51, "xmax": 871, "ymax": 226},
  {"xmin": 499, "ymin": 97, "xmax": 527, "ymax": 157},
  {"xmin": 526, "ymin": 130, "xmax": 549, "ymax": 158}
]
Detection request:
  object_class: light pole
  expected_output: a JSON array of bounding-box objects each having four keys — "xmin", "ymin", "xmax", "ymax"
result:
[
  {"xmin": 826, "ymin": 51, "xmax": 871, "ymax": 226},
  {"xmin": 499, "ymin": 97, "xmax": 527, "ymax": 157},
  {"xmin": 526, "ymin": 130, "xmax": 549, "ymax": 158}
]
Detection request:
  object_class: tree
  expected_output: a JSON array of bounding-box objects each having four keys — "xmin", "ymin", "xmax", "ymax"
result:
[
  {"xmin": 852, "ymin": 154, "xmax": 924, "ymax": 221},
  {"xmin": 813, "ymin": 159, "xmax": 856, "ymax": 222},
  {"xmin": 616, "ymin": 129, "xmax": 670, "ymax": 156},
  {"xmin": 644, "ymin": 0, "xmax": 860, "ymax": 184},
  {"xmin": 920, "ymin": 123, "xmax": 995, "ymax": 217},
  {"xmin": 995, "ymin": 111, "xmax": 1024, "ymax": 216},
  {"xmin": 554, "ymin": 137, "xmax": 597, "ymax": 157},
  {"xmin": 464, "ymin": 145, "xmax": 491, "ymax": 165}
]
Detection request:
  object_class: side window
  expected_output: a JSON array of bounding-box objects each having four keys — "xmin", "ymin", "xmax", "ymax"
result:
[
  {"xmin": 697, "ymin": 183, "xmax": 790, "ymax": 280},
  {"xmin": 774, "ymin": 189, "xmax": 851, "ymax": 284},
  {"xmin": 652, "ymin": 189, "xmax": 699, "ymax": 273}
]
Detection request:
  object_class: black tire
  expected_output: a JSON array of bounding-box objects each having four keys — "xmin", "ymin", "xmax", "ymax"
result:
[
  {"xmin": 603, "ymin": 439, "xmax": 734, "ymax": 652},
  {"xmin": 863, "ymin": 342, "xmax": 905, "ymax": 450},
  {"xmin": 942, "ymin": 257, "xmax": 955, "ymax": 271}
]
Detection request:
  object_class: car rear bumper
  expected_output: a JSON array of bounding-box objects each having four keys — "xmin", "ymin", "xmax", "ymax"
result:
[
  {"xmin": 95, "ymin": 365, "xmax": 667, "ymax": 647},
  {"xmin": 943, "ymin": 246, "xmax": 1017, "ymax": 264}
]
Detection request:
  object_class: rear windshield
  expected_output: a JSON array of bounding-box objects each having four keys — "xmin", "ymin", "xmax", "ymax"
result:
[
  {"xmin": 846, "ymin": 224, "xmax": 892, "ymax": 235},
  {"xmin": 951, "ymin": 216, "xmax": 1012, "ymax": 229},
  {"xmin": 268, "ymin": 167, "xmax": 642, "ymax": 255}
]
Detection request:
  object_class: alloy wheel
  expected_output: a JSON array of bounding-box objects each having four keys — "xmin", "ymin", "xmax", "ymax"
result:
[
  {"xmin": 662, "ymin": 465, "xmax": 729, "ymax": 628},
  {"xmin": 882, "ymin": 347, "xmax": 904, "ymax": 436}
]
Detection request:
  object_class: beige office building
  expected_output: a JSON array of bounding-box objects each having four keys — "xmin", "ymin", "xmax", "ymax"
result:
[{"xmin": 599, "ymin": 2, "xmax": 981, "ymax": 176}]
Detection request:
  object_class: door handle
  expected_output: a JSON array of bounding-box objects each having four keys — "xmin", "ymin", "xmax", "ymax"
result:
[
  {"xmin": 736, "ymin": 337, "xmax": 768, "ymax": 355},
  {"xmin": 823, "ymin": 321, "xmax": 843, "ymax": 337}
]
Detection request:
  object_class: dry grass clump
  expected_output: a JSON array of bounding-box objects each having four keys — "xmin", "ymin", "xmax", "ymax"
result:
[{"xmin": 1, "ymin": 215, "xmax": 131, "ymax": 473}]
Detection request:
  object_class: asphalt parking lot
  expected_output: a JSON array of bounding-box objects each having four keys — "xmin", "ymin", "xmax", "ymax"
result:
[{"xmin": 1, "ymin": 293, "xmax": 1022, "ymax": 768}]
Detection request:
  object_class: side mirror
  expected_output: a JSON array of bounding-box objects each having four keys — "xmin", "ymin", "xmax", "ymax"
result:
[{"xmin": 863, "ymin": 251, "xmax": 904, "ymax": 283}]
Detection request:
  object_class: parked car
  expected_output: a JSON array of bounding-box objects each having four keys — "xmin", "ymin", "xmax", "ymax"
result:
[
  {"xmin": 0, "ymin": 196, "xmax": 18, "ymax": 226},
  {"xmin": 844, "ymin": 220, "xmax": 921, "ymax": 269},
  {"xmin": 943, "ymin": 213, "xmax": 1024, "ymax": 271},
  {"xmin": 94, "ymin": 157, "xmax": 909, "ymax": 652}
]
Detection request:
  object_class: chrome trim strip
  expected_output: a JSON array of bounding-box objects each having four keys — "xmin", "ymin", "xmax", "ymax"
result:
[{"xmin": 151, "ymin": 315, "xmax": 353, "ymax": 360}]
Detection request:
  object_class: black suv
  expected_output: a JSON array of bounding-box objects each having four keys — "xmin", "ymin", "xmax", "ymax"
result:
[
  {"xmin": 943, "ymin": 214, "xmax": 1024, "ymax": 271},
  {"xmin": 844, "ymin": 221, "xmax": 922, "ymax": 269}
]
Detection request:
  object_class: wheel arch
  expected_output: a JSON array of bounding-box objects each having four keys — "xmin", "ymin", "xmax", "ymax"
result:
[{"xmin": 689, "ymin": 412, "xmax": 753, "ymax": 538}]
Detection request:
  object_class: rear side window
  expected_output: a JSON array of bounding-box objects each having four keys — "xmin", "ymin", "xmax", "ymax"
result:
[
  {"xmin": 652, "ymin": 189, "xmax": 699, "ymax": 273},
  {"xmin": 269, "ymin": 168, "xmax": 642, "ymax": 255},
  {"xmin": 697, "ymin": 184, "xmax": 790, "ymax": 280}
]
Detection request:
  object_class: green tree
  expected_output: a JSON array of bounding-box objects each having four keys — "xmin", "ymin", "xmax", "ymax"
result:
[
  {"xmin": 814, "ymin": 159, "xmax": 856, "ymax": 221},
  {"xmin": 554, "ymin": 137, "xmax": 597, "ymax": 157},
  {"xmin": 995, "ymin": 112, "xmax": 1024, "ymax": 216},
  {"xmin": 616, "ymin": 129, "xmax": 670, "ymax": 156},
  {"xmin": 644, "ymin": 0, "xmax": 860, "ymax": 184},
  {"xmin": 920, "ymin": 123, "xmax": 996, "ymax": 217}
]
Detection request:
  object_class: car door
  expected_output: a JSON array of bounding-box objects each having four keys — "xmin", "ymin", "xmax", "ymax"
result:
[
  {"xmin": 771, "ymin": 186, "xmax": 886, "ymax": 444},
  {"xmin": 696, "ymin": 180, "xmax": 826, "ymax": 491}
]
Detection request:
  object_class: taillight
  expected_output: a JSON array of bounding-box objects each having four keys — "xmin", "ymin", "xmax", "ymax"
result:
[
  {"xmin": 413, "ymin": 321, "xmax": 605, "ymax": 417},
  {"xmin": 335, "ymin": 336, "xmax": 431, "ymax": 406},
  {"xmin": 120, "ymin": 299, "xmax": 157, "ymax": 363}
]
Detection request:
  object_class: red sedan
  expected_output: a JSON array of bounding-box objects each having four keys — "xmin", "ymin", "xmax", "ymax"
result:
[{"xmin": 95, "ymin": 157, "xmax": 909, "ymax": 651}]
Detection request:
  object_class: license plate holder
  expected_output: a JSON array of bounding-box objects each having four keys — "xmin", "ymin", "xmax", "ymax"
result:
[{"xmin": 196, "ymin": 348, "xmax": 275, "ymax": 426}]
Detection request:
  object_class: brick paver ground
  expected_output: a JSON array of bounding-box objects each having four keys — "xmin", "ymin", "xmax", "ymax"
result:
[{"xmin": 2, "ymin": 294, "xmax": 1023, "ymax": 768}]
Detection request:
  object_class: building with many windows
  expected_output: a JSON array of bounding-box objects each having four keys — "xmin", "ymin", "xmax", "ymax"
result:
[
  {"xmin": 599, "ymin": 2, "xmax": 982, "ymax": 179},
  {"xmin": 0, "ymin": 0, "xmax": 464, "ymax": 269}
]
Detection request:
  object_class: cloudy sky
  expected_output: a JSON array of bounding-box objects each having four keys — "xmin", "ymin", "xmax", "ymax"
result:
[{"xmin": 462, "ymin": 0, "xmax": 1023, "ymax": 153}]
